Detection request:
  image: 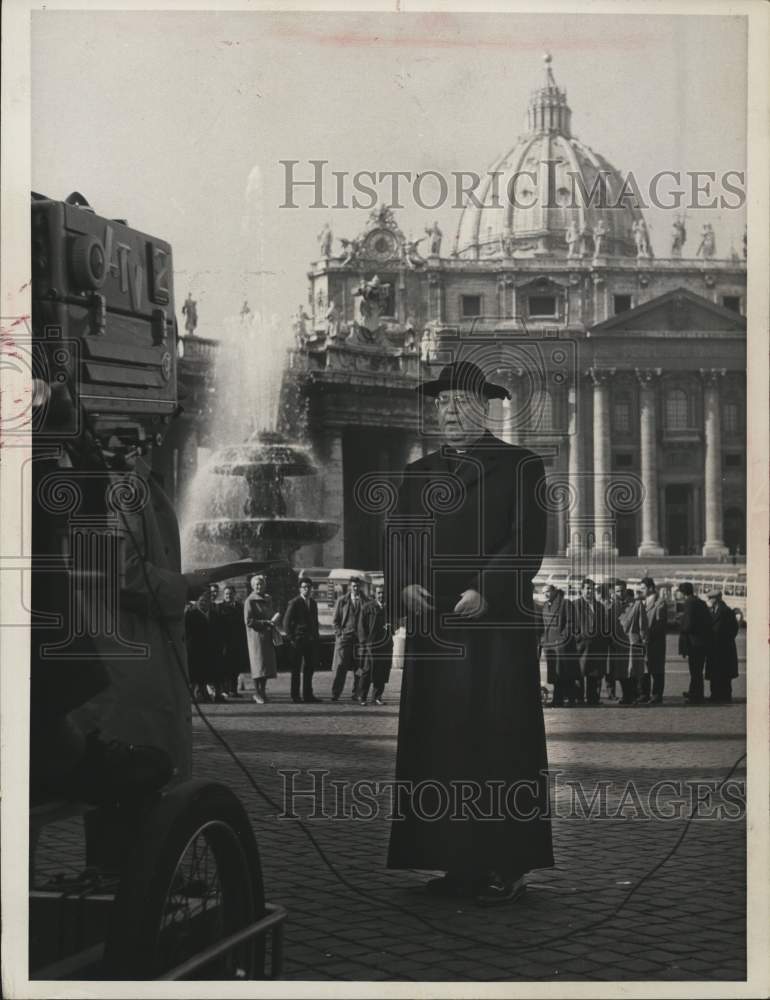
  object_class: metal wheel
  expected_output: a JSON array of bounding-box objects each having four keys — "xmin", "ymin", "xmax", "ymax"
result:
[{"xmin": 104, "ymin": 780, "xmax": 265, "ymax": 980}]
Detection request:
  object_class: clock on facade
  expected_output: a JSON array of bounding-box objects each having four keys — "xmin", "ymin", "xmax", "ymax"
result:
[{"xmin": 365, "ymin": 229, "xmax": 398, "ymax": 262}]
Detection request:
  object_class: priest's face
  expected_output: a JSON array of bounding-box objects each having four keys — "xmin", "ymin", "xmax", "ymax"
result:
[{"xmin": 435, "ymin": 390, "xmax": 489, "ymax": 449}]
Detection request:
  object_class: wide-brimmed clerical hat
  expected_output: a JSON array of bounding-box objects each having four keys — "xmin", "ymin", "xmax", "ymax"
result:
[{"xmin": 416, "ymin": 360, "xmax": 511, "ymax": 400}]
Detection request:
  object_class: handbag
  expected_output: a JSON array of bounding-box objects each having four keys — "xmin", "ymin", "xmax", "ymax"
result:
[{"xmin": 271, "ymin": 626, "xmax": 284, "ymax": 648}]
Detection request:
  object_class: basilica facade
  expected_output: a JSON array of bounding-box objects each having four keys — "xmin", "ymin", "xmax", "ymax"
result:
[{"xmin": 282, "ymin": 59, "xmax": 746, "ymax": 570}]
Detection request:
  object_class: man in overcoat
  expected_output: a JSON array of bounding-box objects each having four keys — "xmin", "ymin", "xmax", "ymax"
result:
[
  {"xmin": 570, "ymin": 579, "xmax": 609, "ymax": 706},
  {"xmin": 358, "ymin": 583, "xmax": 393, "ymax": 705},
  {"xmin": 705, "ymin": 589, "xmax": 739, "ymax": 703},
  {"xmin": 606, "ymin": 580, "xmax": 634, "ymax": 705},
  {"xmin": 539, "ymin": 584, "xmax": 578, "ymax": 707},
  {"xmin": 185, "ymin": 590, "xmax": 224, "ymax": 704},
  {"xmin": 678, "ymin": 582, "xmax": 713, "ymax": 704},
  {"xmin": 330, "ymin": 577, "xmax": 366, "ymax": 701},
  {"xmin": 283, "ymin": 577, "xmax": 323, "ymax": 703},
  {"xmin": 638, "ymin": 576, "xmax": 668, "ymax": 704},
  {"xmin": 218, "ymin": 584, "xmax": 250, "ymax": 696},
  {"xmin": 386, "ymin": 360, "xmax": 553, "ymax": 905}
]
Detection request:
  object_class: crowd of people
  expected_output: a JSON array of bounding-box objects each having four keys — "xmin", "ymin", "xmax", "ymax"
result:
[
  {"xmin": 183, "ymin": 573, "xmax": 393, "ymax": 707},
  {"xmin": 184, "ymin": 571, "xmax": 740, "ymax": 711},
  {"xmin": 538, "ymin": 577, "xmax": 741, "ymax": 707}
]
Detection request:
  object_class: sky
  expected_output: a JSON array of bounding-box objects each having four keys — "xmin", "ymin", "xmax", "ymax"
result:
[{"xmin": 31, "ymin": 10, "xmax": 747, "ymax": 344}]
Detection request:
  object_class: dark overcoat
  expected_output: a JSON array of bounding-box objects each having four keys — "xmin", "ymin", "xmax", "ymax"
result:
[
  {"xmin": 570, "ymin": 597, "xmax": 610, "ymax": 678},
  {"xmin": 359, "ymin": 599, "xmax": 394, "ymax": 682},
  {"xmin": 677, "ymin": 596, "xmax": 713, "ymax": 657},
  {"xmin": 386, "ymin": 431, "xmax": 553, "ymax": 880},
  {"xmin": 216, "ymin": 600, "xmax": 250, "ymax": 677},
  {"xmin": 539, "ymin": 589, "xmax": 579, "ymax": 684},
  {"xmin": 705, "ymin": 602, "xmax": 739, "ymax": 680},
  {"xmin": 644, "ymin": 595, "xmax": 668, "ymax": 675},
  {"xmin": 184, "ymin": 606, "xmax": 223, "ymax": 686}
]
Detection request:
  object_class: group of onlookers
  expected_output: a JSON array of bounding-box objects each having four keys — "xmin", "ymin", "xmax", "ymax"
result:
[
  {"xmin": 538, "ymin": 577, "xmax": 740, "ymax": 707},
  {"xmin": 184, "ymin": 573, "xmax": 394, "ymax": 707},
  {"xmin": 329, "ymin": 576, "xmax": 393, "ymax": 705},
  {"xmin": 184, "ymin": 583, "xmax": 251, "ymax": 703}
]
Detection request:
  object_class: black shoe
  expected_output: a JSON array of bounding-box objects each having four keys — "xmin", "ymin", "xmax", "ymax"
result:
[
  {"xmin": 331, "ymin": 695, "xmax": 340, "ymax": 702},
  {"xmin": 374, "ymin": 697, "xmax": 384, "ymax": 706},
  {"xmin": 291, "ymin": 696, "xmax": 302, "ymax": 704},
  {"xmin": 303, "ymin": 696, "xmax": 323, "ymax": 703},
  {"xmin": 475, "ymin": 874, "xmax": 526, "ymax": 907},
  {"xmin": 358, "ymin": 697, "xmax": 368, "ymax": 705},
  {"xmin": 59, "ymin": 732, "xmax": 174, "ymax": 807}
]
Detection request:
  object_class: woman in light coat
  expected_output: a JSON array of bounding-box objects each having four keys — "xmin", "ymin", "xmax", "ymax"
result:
[{"xmin": 244, "ymin": 574, "xmax": 280, "ymax": 704}]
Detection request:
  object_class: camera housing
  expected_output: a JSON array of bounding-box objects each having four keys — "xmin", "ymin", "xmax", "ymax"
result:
[{"xmin": 31, "ymin": 191, "xmax": 178, "ymax": 448}]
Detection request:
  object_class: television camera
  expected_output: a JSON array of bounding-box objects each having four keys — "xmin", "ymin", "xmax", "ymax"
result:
[
  {"xmin": 31, "ymin": 190, "xmax": 179, "ymax": 458},
  {"xmin": 28, "ymin": 192, "xmax": 286, "ymax": 981}
]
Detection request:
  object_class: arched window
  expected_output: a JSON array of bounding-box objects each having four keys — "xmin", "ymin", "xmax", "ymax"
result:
[{"xmin": 665, "ymin": 388, "xmax": 689, "ymax": 430}]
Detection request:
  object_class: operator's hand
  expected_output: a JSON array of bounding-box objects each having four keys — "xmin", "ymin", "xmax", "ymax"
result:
[
  {"xmin": 402, "ymin": 584, "xmax": 433, "ymax": 617},
  {"xmin": 453, "ymin": 589, "xmax": 488, "ymax": 619}
]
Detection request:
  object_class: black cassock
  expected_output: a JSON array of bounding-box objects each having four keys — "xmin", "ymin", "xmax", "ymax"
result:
[{"xmin": 386, "ymin": 431, "xmax": 554, "ymax": 880}]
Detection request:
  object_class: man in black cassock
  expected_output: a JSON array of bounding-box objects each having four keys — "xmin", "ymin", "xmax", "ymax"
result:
[{"xmin": 386, "ymin": 360, "xmax": 554, "ymax": 905}]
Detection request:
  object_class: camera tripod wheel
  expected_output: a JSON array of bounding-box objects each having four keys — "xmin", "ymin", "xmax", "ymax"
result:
[{"xmin": 103, "ymin": 779, "xmax": 267, "ymax": 980}]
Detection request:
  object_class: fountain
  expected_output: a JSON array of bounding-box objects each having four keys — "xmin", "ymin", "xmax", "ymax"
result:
[
  {"xmin": 192, "ymin": 430, "xmax": 337, "ymax": 561},
  {"xmin": 181, "ymin": 309, "xmax": 338, "ymax": 609}
]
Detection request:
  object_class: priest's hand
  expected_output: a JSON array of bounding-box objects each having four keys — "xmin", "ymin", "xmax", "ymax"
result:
[
  {"xmin": 402, "ymin": 584, "xmax": 433, "ymax": 617},
  {"xmin": 453, "ymin": 589, "xmax": 488, "ymax": 619}
]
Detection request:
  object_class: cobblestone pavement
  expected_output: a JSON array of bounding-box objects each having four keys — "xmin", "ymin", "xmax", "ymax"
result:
[{"xmin": 34, "ymin": 636, "xmax": 747, "ymax": 983}]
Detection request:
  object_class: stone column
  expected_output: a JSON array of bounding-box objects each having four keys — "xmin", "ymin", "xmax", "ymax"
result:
[
  {"xmin": 319, "ymin": 427, "xmax": 345, "ymax": 567},
  {"xmin": 700, "ymin": 369, "xmax": 729, "ymax": 559},
  {"xmin": 635, "ymin": 368, "xmax": 665, "ymax": 557},
  {"xmin": 566, "ymin": 380, "xmax": 587, "ymax": 557},
  {"xmin": 427, "ymin": 271, "xmax": 443, "ymax": 322},
  {"xmin": 589, "ymin": 367, "xmax": 617, "ymax": 556}
]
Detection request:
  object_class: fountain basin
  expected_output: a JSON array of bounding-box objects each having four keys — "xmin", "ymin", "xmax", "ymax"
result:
[
  {"xmin": 210, "ymin": 432, "xmax": 319, "ymax": 478},
  {"xmin": 193, "ymin": 516, "xmax": 338, "ymax": 558}
]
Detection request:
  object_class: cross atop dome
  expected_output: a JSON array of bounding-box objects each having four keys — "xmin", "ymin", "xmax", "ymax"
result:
[{"xmin": 528, "ymin": 52, "xmax": 571, "ymax": 137}]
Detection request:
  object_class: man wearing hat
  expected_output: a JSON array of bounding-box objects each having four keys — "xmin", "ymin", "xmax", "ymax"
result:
[
  {"xmin": 386, "ymin": 359, "xmax": 553, "ymax": 906},
  {"xmin": 704, "ymin": 589, "xmax": 739, "ymax": 703}
]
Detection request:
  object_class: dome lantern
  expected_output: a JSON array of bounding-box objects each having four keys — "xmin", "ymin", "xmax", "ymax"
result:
[{"xmin": 527, "ymin": 53, "xmax": 572, "ymax": 137}]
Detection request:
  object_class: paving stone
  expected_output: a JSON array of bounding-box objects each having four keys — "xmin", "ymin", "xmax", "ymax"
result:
[{"xmin": 33, "ymin": 663, "xmax": 746, "ymax": 984}]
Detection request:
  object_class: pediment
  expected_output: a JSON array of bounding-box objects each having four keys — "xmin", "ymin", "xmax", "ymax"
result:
[{"xmin": 591, "ymin": 288, "xmax": 745, "ymax": 334}]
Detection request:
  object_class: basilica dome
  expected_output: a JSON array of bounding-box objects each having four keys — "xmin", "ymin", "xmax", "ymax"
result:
[{"xmin": 453, "ymin": 55, "xmax": 645, "ymax": 261}]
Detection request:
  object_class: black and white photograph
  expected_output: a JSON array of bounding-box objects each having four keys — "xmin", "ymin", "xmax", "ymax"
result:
[{"xmin": 1, "ymin": 2, "xmax": 768, "ymax": 995}]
